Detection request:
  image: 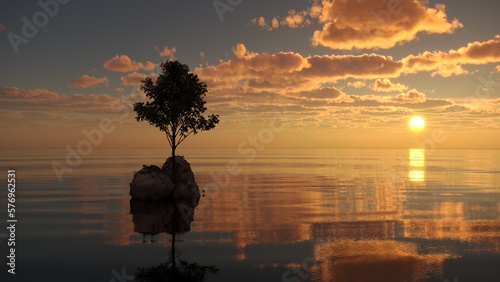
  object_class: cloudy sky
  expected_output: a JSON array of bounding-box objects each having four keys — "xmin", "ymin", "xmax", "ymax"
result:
[{"xmin": 1, "ymin": 0, "xmax": 499, "ymax": 149}]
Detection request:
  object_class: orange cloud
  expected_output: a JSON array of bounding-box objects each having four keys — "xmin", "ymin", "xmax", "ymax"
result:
[
  {"xmin": 312, "ymin": 0, "xmax": 462, "ymax": 50},
  {"xmin": 391, "ymin": 89, "xmax": 426, "ymax": 103},
  {"xmin": 196, "ymin": 43, "xmax": 313, "ymax": 92},
  {"xmin": 294, "ymin": 87, "xmax": 345, "ymax": 99},
  {"xmin": 195, "ymin": 43, "xmax": 401, "ymax": 93},
  {"xmin": 0, "ymin": 87, "xmax": 60, "ymax": 102},
  {"xmin": 251, "ymin": 0, "xmax": 462, "ymax": 50},
  {"xmin": 280, "ymin": 9, "xmax": 312, "ymax": 28},
  {"xmin": 103, "ymin": 55, "xmax": 156, "ymax": 72},
  {"xmin": 0, "ymin": 87, "xmax": 146, "ymax": 115},
  {"xmin": 337, "ymin": 90, "xmax": 430, "ymax": 107},
  {"xmin": 69, "ymin": 75, "xmax": 109, "ymax": 88},
  {"xmin": 311, "ymin": 0, "xmax": 463, "ymax": 50},
  {"xmin": 159, "ymin": 45, "xmax": 177, "ymax": 60},
  {"xmin": 121, "ymin": 72, "xmax": 147, "ymax": 86},
  {"xmin": 347, "ymin": 81, "xmax": 367, "ymax": 88},
  {"xmin": 197, "ymin": 36, "xmax": 500, "ymax": 95},
  {"xmin": 431, "ymin": 64, "xmax": 469, "ymax": 77},
  {"xmin": 250, "ymin": 0, "xmax": 321, "ymax": 30},
  {"xmin": 250, "ymin": 17, "xmax": 273, "ymax": 31},
  {"xmin": 371, "ymin": 79, "xmax": 408, "ymax": 92},
  {"xmin": 0, "ymin": 87, "xmax": 113, "ymax": 114},
  {"xmin": 301, "ymin": 54, "xmax": 402, "ymax": 82},
  {"xmin": 403, "ymin": 35, "xmax": 500, "ymax": 75},
  {"xmin": 4, "ymin": 84, "xmax": 499, "ymax": 137},
  {"xmin": 272, "ymin": 18, "xmax": 280, "ymax": 29}
]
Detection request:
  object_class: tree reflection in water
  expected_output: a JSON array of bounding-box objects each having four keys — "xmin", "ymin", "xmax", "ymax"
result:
[{"xmin": 130, "ymin": 198, "xmax": 218, "ymax": 281}]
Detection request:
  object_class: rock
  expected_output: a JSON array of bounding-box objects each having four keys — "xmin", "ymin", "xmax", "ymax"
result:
[
  {"xmin": 162, "ymin": 156, "xmax": 200, "ymax": 200},
  {"xmin": 130, "ymin": 165, "xmax": 174, "ymax": 200},
  {"xmin": 130, "ymin": 157, "xmax": 200, "ymax": 200},
  {"xmin": 162, "ymin": 156, "xmax": 196, "ymax": 183},
  {"xmin": 172, "ymin": 182, "xmax": 201, "ymax": 201}
]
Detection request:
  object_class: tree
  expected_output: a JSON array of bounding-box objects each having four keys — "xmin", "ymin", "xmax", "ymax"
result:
[{"xmin": 134, "ymin": 60, "xmax": 219, "ymax": 159}]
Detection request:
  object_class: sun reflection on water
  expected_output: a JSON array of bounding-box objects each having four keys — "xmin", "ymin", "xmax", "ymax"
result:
[{"xmin": 409, "ymin": 148, "xmax": 425, "ymax": 182}]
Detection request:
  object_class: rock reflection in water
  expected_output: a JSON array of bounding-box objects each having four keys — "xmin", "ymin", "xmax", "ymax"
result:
[{"xmin": 130, "ymin": 198, "xmax": 218, "ymax": 281}]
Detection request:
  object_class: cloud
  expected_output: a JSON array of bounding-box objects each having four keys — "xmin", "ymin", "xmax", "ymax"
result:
[
  {"xmin": 0, "ymin": 87, "xmax": 146, "ymax": 115},
  {"xmin": 5, "ymin": 84, "xmax": 496, "ymax": 133},
  {"xmin": 334, "ymin": 89, "xmax": 429, "ymax": 107},
  {"xmin": 0, "ymin": 87, "xmax": 60, "ymax": 102},
  {"xmin": 431, "ymin": 64, "xmax": 469, "ymax": 77},
  {"xmin": 250, "ymin": 1, "xmax": 321, "ymax": 30},
  {"xmin": 313, "ymin": 0, "xmax": 462, "ymax": 50},
  {"xmin": 0, "ymin": 87, "xmax": 115, "ymax": 114},
  {"xmin": 251, "ymin": 0, "xmax": 462, "ymax": 50},
  {"xmin": 196, "ymin": 43, "xmax": 313, "ymax": 92},
  {"xmin": 69, "ymin": 75, "xmax": 109, "ymax": 88},
  {"xmin": 197, "ymin": 36, "xmax": 500, "ymax": 95},
  {"xmin": 195, "ymin": 43, "xmax": 401, "ymax": 93},
  {"xmin": 0, "ymin": 24, "xmax": 6, "ymax": 32},
  {"xmin": 391, "ymin": 89, "xmax": 426, "ymax": 103},
  {"xmin": 438, "ymin": 104, "xmax": 470, "ymax": 113},
  {"xmin": 371, "ymin": 79, "xmax": 408, "ymax": 92},
  {"xmin": 280, "ymin": 9, "xmax": 312, "ymax": 29},
  {"xmin": 496, "ymin": 66, "xmax": 500, "ymax": 72},
  {"xmin": 159, "ymin": 45, "xmax": 177, "ymax": 60},
  {"xmin": 272, "ymin": 18, "xmax": 280, "ymax": 29},
  {"xmin": 121, "ymin": 72, "xmax": 147, "ymax": 86},
  {"xmin": 103, "ymin": 55, "xmax": 156, "ymax": 72},
  {"xmin": 347, "ymin": 81, "xmax": 367, "ymax": 88},
  {"xmin": 294, "ymin": 87, "xmax": 346, "ymax": 99},
  {"xmin": 403, "ymin": 35, "xmax": 500, "ymax": 76},
  {"xmin": 250, "ymin": 16, "xmax": 273, "ymax": 31}
]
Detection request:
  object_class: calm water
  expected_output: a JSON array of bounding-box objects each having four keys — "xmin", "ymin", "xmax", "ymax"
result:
[{"xmin": 1, "ymin": 148, "xmax": 499, "ymax": 282}]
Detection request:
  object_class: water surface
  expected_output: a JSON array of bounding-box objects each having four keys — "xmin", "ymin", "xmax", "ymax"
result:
[{"xmin": 1, "ymin": 148, "xmax": 499, "ymax": 281}]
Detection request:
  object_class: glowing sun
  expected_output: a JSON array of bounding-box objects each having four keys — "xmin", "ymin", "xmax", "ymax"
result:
[{"xmin": 409, "ymin": 116, "xmax": 425, "ymax": 132}]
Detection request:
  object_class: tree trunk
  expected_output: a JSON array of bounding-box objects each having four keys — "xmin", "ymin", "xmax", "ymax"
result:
[
  {"xmin": 171, "ymin": 127, "xmax": 177, "ymax": 159},
  {"xmin": 170, "ymin": 132, "xmax": 177, "ymax": 184}
]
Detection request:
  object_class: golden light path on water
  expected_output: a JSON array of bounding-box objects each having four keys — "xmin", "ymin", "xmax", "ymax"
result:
[{"xmin": 409, "ymin": 148, "xmax": 425, "ymax": 182}]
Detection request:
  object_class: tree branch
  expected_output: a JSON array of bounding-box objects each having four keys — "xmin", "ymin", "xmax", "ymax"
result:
[
  {"xmin": 166, "ymin": 132, "xmax": 173, "ymax": 147},
  {"xmin": 177, "ymin": 130, "xmax": 193, "ymax": 146}
]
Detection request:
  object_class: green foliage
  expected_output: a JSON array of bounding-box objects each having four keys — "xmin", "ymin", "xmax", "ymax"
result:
[{"xmin": 134, "ymin": 60, "xmax": 219, "ymax": 155}]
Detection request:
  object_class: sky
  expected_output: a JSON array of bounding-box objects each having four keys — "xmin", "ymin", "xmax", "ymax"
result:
[{"xmin": 1, "ymin": 0, "xmax": 500, "ymax": 150}]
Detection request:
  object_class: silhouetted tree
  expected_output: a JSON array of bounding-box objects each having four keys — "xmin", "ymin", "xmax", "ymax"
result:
[{"xmin": 134, "ymin": 60, "xmax": 219, "ymax": 159}]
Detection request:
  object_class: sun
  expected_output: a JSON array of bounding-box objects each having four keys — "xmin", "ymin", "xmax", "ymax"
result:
[{"xmin": 409, "ymin": 116, "xmax": 425, "ymax": 132}]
